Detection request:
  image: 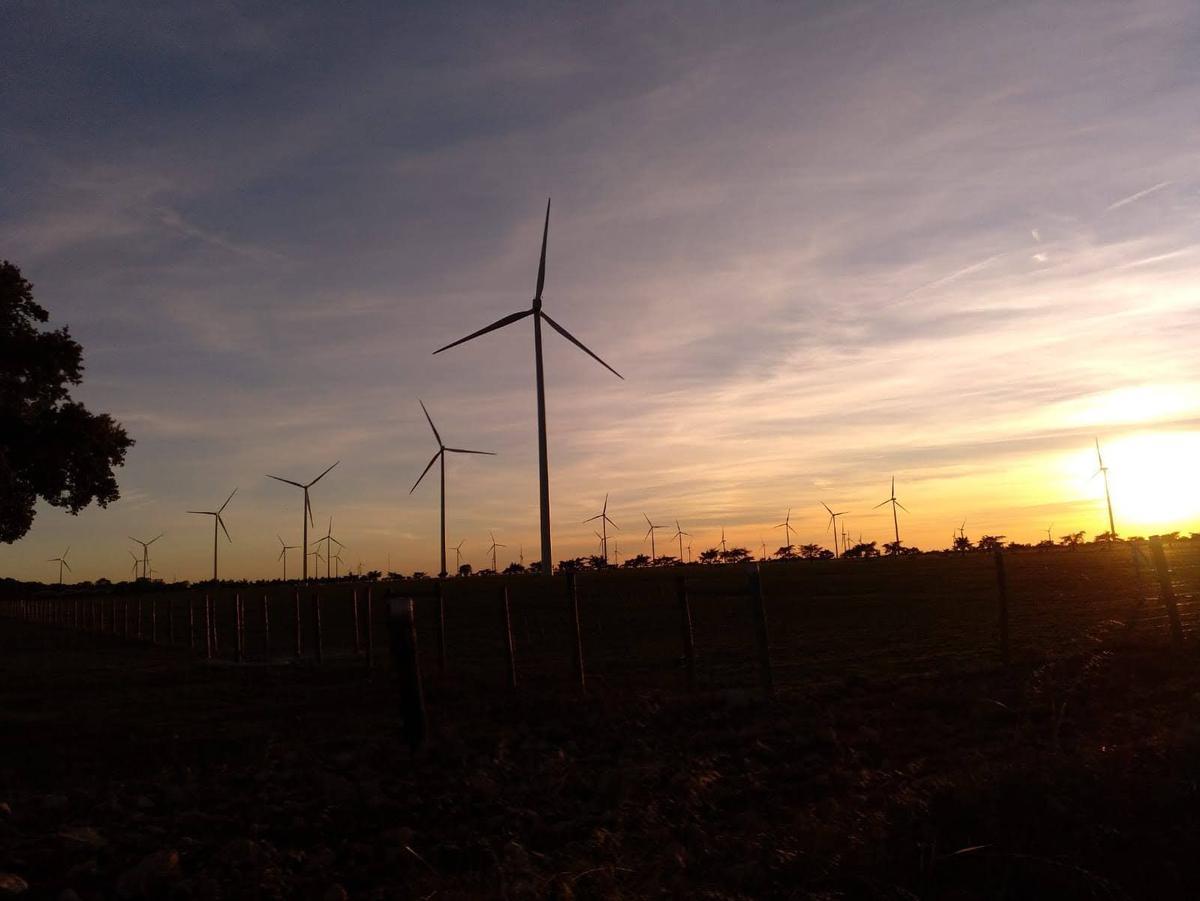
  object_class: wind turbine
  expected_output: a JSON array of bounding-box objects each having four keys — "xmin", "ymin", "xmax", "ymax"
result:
[
  {"xmin": 775, "ymin": 509, "xmax": 797, "ymax": 548},
  {"xmin": 331, "ymin": 549, "xmax": 345, "ymax": 579},
  {"xmin": 584, "ymin": 494, "xmax": 620, "ymax": 564},
  {"xmin": 128, "ymin": 550, "xmax": 141, "ymax": 580},
  {"xmin": 643, "ymin": 514, "xmax": 667, "ymax": 561},
  {"xmin": 453, "ymin": 540, "xmax": 466, "ymax": 574},
  {"xmin": 187, "ymin": 488, "xmax": 236, "ymax": 583},
  {"xmin": 266, "ymin": 461, "xmax": 339, "ymax": 582},
  {"xmin": 671, "ymin": 520, "xmax": 691, "ymax": 561},
  {"xmin": 410, "ymin": 400, "xmax": 494, "ymax": 579},
  {"xmin": 821, "ymin": 503, "xmax": 848, "ymax": 558},
  {"xmin": 277, "ymin": 535, "xmax": 299, "ymax": 581},
  {"xmin": 1094, "ymin": 438, "xmax": 1118, "ymax": 538},
  {"xmin": 719, "ymin": 528, "xmax": 728, "ymax": 554},
  {"xmin": 313, "ymin": 517, "xmax": 344, "ymax": 579},
  {"xmin": 48, "ymin": 547, "xmax": 71, "ymax": 586},
  {"xmin": 309, "ymin": 546, "xmax": 324, "ymax": 575},
  {"xmin": 487, "ymin": 532, "xmax": 506, "ymax": 572},
  {"xmin": 1045, "ymin": 523, "xmax": 1054, "ymax": 544},
  {"xmin": 432, "ymin": 199, "xmax": 624, "ymax": 575},
  {"xmin": 129, "ymin": 534, "xmax": 163, "ymax": 582},
  {"xmin": 874, "ymin": 477, "xmax": 909, "ymax": 547}
]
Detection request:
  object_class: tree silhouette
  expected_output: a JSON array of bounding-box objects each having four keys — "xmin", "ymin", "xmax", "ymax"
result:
[
  {"xmin": 798, "ymin": 544, "xmax": 826, "ymax": 559},
  {"xmin": 720, "ymin": 547, "xmax": 752, "ymax": 564},
  {"xmin": 457, "ymin": 563, "xmax": 472, "ymax": 577},
  {"xmin": 883, "ymin": 540, "xmax": 902, "ymax": 556},
  {"xmin": 843, "ymin": 541, "xmax": 879, "ymax": 558},
  {"xmin": 952, "ymin": 535, "xmax": 973, "ymax": 554},
  {"xmin": 976, "ymin": 535, "xmax": 1006, "ymax": 552},
  {"xmin": 774, "ymin": 544, "xmax": 797, "ymax": 560},
  {"xmin": 622, "ymin": 554, "xmax": 650, "ymax": 568},
  {"xmin": 0, "ymin": 261, "xmax": 133, "ymax": 542},
  {"xmin": 1059, "ymin": 531, "xmax": 1086, "ymax": 548},
  {"xmin": 698, "ymin": 548, "xmax": 721, "ymax": 564},
  {"xmin": 502, "ymin": 562, "xmax": 526, "ymax": 575}
]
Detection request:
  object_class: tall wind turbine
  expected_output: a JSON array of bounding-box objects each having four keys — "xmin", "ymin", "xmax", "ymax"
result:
[
  {"xmin": 1045, "ymin": 523, "xmax": 1054, "ymax": 544},
  {"xmin": 821, "ymin": 503, "xmax": 848, "ymax": 558},
  {"xmin": 277, "ymin": 536, "xmax": 299, "ymax": 581},
  {"xmin": 187, "ymin": 488, "xmax": 236, "ymax": 583},
  {"xmin": 313, "ymin": 517, "xmax": 344, "ymax": 579},
  {"xmin": 410, "ymin": 400, "xmax": 494, "ymax": 579},
  {"xmin": 129, "ymin": 534, "xmax": 163, "ymax": 582},
  {"xmin": 671, "ymin": 520, "xmax": 691, "ymax": 562},
  {"xmin": 720, "ymin": 528, "xmax": 728, "ymax": 554},
  {"xmin": 874, "ymin": 477, "xmax": 909, "ymax": 547},
  {"xmin": 453, "ymin": 540, "xmax": 466, "ymax": 574},
  {"xmin": 584, "ymin": 494, "xmax": 620, "ymax": 564},
  {"xmin": 775, "ymin": 509, "xmax": 797, "ymax": 548},
  {"xmin": 48, "ymin": 547, "xmax": 71, "ymax": 586},
  {"xmin": 266, "ymin": 461, "xmax": 339, "ymax": 582},
  {"xmin": 487, "ymin": 531, "xmax": 506, "ymax": 572},
  {"xmin": 643, "ymin": 514, "xmax": 667, "ymax": 561},
  {"xmin": 432, "ymin": 199, "xmax": 624, "ymax": 574},
  {"xmin": 1094, "ymin": 438, "xmax": 1117, "ymax": 538}
]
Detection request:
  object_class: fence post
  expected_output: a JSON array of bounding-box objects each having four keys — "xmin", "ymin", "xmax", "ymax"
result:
[
  {"xmin": 235, "ymin": 592, "xmax": 244, "ymax": 664},
  {"xmin": 189, "ymin": 595, "xmax": 196, "ymax": 650},
  {"xmin": 262, "ymin": 593, "xmax": 270, "ymax": 660},
  {"xmin": 747, "ymin": 564, "xmax": 774, "ymax": 698},
  {"xmin": 294, "ymin": 588, "xmax": 302, "ymax": 658},
  {"xmin": 993, "ymin": 547, "xmax": 1011, "ymax": 665},
  {"xmin": 366, "ymin": 587, "xmax": 374, "ymax": 671},
  {"xmin": 502, "ymin": 584, "xmax": 518, "ymax": 692},
  {"xmin": 1149, "ymin": 537, "xmax": 1185, "ymax": 650},
  {"xmin": 204, "ymin": 593, "xmax": 213, "ymax": 659},
  {"xmin": 435, "ymin": 579, "xmax": 447, "ymax": 676},
  {"xmin": 352, "ymin": 588, "xmax": 362, "ymax": 655},
  {"xmin": 168, "ymin": 597, "xmax": 175, "ymax": 646},
  {"xmin": 211, "ymin": 594, "xmax": 219, "ymax": 656},
  {"xmin": 151, "ymin": 597, "xmax": 158, "ymax": 644},
  {"xmin": 567, "ymin": 571, "xmax": 586, "ymax": 693},
  {"xmin": 387, "ymin": 595, "xmax": 426, "ymax": 752},
  {"xmin": 313, "ymin": 590, "xmax": 323, "ymax": 664},
  {"xmin": 676, "ymin": 573, "xmax": 697, "ymax": 691},
  {"xmin": 136, "ymin": 596, "xmax": 143, "ymax": 640}
]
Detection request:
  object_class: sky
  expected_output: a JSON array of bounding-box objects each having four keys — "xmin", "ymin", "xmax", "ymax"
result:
[{"xmin": 3, "ymin": 0, "xmax": 1200, "ymax": 582}]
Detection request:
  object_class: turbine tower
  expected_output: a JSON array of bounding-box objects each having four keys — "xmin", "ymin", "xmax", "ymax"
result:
[
  {"xmin": 873, "ymin": 476, "xmax": 909, "ymax": 547},
  {"xmin": 432, "ymin": 199, "xmax": 624, "ymax": 574},
  {"xmin": 821, "ymin": 503, "xmax": 848, "ymax": 558},
  {"xmin": 409, "ymin": 400, "xmax": 494, "ymax": 579},
  {"xmin": 775, "ymin": 509, "xmax": 797, "ymax": 548},
  {"xmin": 643, "ymin": 514, "xmax": 667, "ymax": 561},
  {"xmin": 487, "ymin": 531, "xmax": 506, "ymax": 572},
  {"xmin": 277, "ymin": 536, "xmax": 299, "ymax": 581},
  {"xmin": 266, "ymin": 461, "xmax": 339, "ymax": 582},
  {"xmin": 584, "ymin": 493, "xmax": 620, "ymax": 564},
  {"xmin": 129, "ymin": 534, "xmax": 163, "ymax": 582},
  {"xmin": 187, "ymin": 488, "xmax": 236, "ymax": 582},
  {"xmin": 671, "ymin": 520, "xmax": 691, "ymax": 562},
  {"xmin": 1094, "ymin": 438, "xmax": 1118, "ymax": 538},
  {"xmin": 48, "ymin": 547, "xmax": 71, "ymax": 586}
]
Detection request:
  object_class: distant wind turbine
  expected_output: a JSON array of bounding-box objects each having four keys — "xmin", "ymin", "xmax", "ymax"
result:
[
  {"xmin": 48, "ymin": 547, "xmax": 71, "ymax": 586},
  {"xmin": 821, "ymin": 503, "xmax": 848, "ymax": 558},
  {"xmin": 312, "ymin": 517, "xmax": 345, "ymax": 579},
  {"xmin": 1093, "ymin": 438, "xmax": 1118, "ymax": 538},
  {"xmin": 128, "ymin": 550, "xmax": 140, "ymax": 580},
  {"xmin": 719, "ymin": 528, "xmax": 728, "ymax": 554},
  {"xmin": 432, "ymin": 199, "xmax": 623, "ymax": 575},
  {"xmin": 266, "ymin": 461, "xmax": 339, "ymax": 582},
  {"xmin": 584, "ymin": 494, "xmax": 620, "ymax": 564},
  {"xmin": 643, "ymin": 514, "xmax": 667, "ymax": 561},
  {"xmin": 129, "ymin": 534, "xmax": 163, "ymax": 582},
  {"xmin": 874, "ymin": 477, "xmax": 909, "ymax": 547},
  {"xmin": 775, "ymin": 509, "xmax": 797, "ymax": 548},
  {"xmin": 410, "ymin": 400, "xmax": 494, "ymax": 579},
  {"xmin": 454, "ymin": 539, "xmax": 466, "ymax": 574},
  {"xmin": 1045, "ymin": 522, "xmax": 1054, "ymax": 543},
  {"xmin": 187, "ymin": 488, "xmax": 236, "ymax": 582},
  {"xmin": 277, "ymin": 536, "xmax": 299, "ymax": 581},
  {"xmin": 487, "ymin": 531, "xmax": 506, "ymax": 572},
  {"xmin": 671, "ymin": 520, "xmax": 691, "ymax": 561}
]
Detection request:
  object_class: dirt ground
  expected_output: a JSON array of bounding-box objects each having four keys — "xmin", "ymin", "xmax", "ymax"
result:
[{"xmin": 4, "ymin": 618, "xmax": 1200, "ymax": 900}]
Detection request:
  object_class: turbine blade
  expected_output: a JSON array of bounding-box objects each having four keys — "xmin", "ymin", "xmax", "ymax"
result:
[
  {"xmin": 148, "ymin": 534, "xmax": 163, "ymax": 544},
  {"xmin": 218, "ymin": 515, "xmax": 231, "ymax": 543},
  {"xmin": 410, "ymin": 450, "xmax": 442, "ymax": 493},
  {"xmin": 308, "ymin": 460, "xmax": 340, "ymax": 486},
  {"xmin": 821, "ymin": 502, "xmax": 833, "ymax": 515},
  {"xmin": 896, "ymin": 502, "xmax": 910, "ymax": 514},
  {"xmin": 331, "ymin": 537, "xmax": 345, "ymax": 548},
  {"xmin": 540, "ymin": 312, "xmax": 624, "ymax": 379},
  {"xmin": 278, "ymin": 547, "xmax": 286, "ymax": 560},
  {"xmin": 278, "ymin": 534, "xmax": 285, "ymax": 547},
  {"xmin": 584, "ymin": 514, "xmax": 602, "ymax": 523},
  {"xmin": 604, "ymin": 515, "xmax": 620, "ymax": 530},
  {"xmin": 444, "ymin": 447, "xmax": 497, "ymax": 456},
  {"xmin": 186, "ymin": 511, "xmax": 211, "ymax": 515},
  {"xmin": 306, "ymin": 492, "xmax": 314, "ymax": 527},
  {"xmin": 218, "ymin": 487, "xmax": 237, "ymax": 512},
  {"xmin": 873, "ymin": 499, "xmax": 890, "ymax": 509},
  {"xmin": 418, "ymin": 399, "xmax": 443, "ymax": 446},
  {"xmin": 266, "ymin": 475, "xmax": 304, "ymax": 488},
  {"xmin": 432, "ymin": 309, "xmax": 533, "ymax": 355},
  {"xmin": 535, "ymin": 197, "xmax": 550, "ymax": 300},
  {"xmin": 63, "ymin": 560, "xmax": 72, "ymax": 572}
]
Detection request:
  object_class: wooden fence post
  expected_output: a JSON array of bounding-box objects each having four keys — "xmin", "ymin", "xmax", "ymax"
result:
[
  {"xmin": 1149, "ymin": 537, "xmax": 1185, "ymax": 649},
  {"xmin": 435, "ymin": 579, "xmax": 447, "ymax": 676},
  {"xmin": 235, "ymin": 592, "xmax": 244, "ymax": 664},
  {"xmin": 204, "ymin": 593, "xmax": 213, "ymax": 659},
  {"xmin": 313, "ymin": 589, "xmax": 323, "ymax": 664},
  {"xmin": 352, "ymin": 588, "xmax": 362, "ymax": 655},
  {"xmin": 151, "ymin": 597, "xmax": 158, "ymax": 644},
  {"xmin": 189, "ymin": 595, "xmax": 196, "ymax": 650},
  {"xmin": 262, "ymin": 593, "xmax": 270, "ymax": 660},
  {"xmin": 993, "ymin": 547, "xmax": 1011, "ymax": 664},
  {"xmin": 294, "ymin": 588, "xmax": 302, "ymax": 659},
  {"xmin": 747, "ymin": 564, "xmax": 774, "ymax": 698},
  {"xmin": 502, "ymin": 584, "xmax": 518, "ymax": 692},
  {"xmin": 211, "ymin": 594, "xmax": 219, "ymax": 656},
  {"xmin": 365, "ymin": 587, "xmax": 374, "ymax": 671},
  {"xmin": 136, "ymin": 597, "xmax": 143, "ymax": 640},
  {"xmin": 676, "ymin": 573, "xmax": 697, "ymax": 691},
  {"xmin": 567, "ymin": 571, "xmax": 586, "ymax": 693},
  {"xmin": 387, "ymin": 595, "xmax": 426, "ymax": 751},
  {"xmin": 168, "ymin": 597, "xmax": 175, "ymax": 645}
]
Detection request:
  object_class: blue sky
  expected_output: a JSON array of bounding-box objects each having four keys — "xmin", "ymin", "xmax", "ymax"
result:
[{"xmin": 3, "ymin": 1, "xmax": 1200, "ymax": 580}]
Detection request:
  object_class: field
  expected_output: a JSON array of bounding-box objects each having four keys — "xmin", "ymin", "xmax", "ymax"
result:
[{"xmin": 4, "ymin": 543, "xmax": 1200, "ymax": 898}]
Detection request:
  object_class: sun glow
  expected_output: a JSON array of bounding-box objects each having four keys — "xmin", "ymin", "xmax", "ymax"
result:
[{"xmin": 1060, "ymin": 430, "xmax": 1200, "ymax": 536}]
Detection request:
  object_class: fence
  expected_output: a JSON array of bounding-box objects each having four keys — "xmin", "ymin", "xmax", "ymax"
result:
[{"xmin": 4, "ymin": 540, "xmax": 1197, "ymax": 701}]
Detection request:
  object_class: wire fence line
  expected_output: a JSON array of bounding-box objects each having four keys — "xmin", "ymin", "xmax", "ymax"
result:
[{"xmin": 4, "ymin": 541, "xmax": 1197, "ymax": 701}]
